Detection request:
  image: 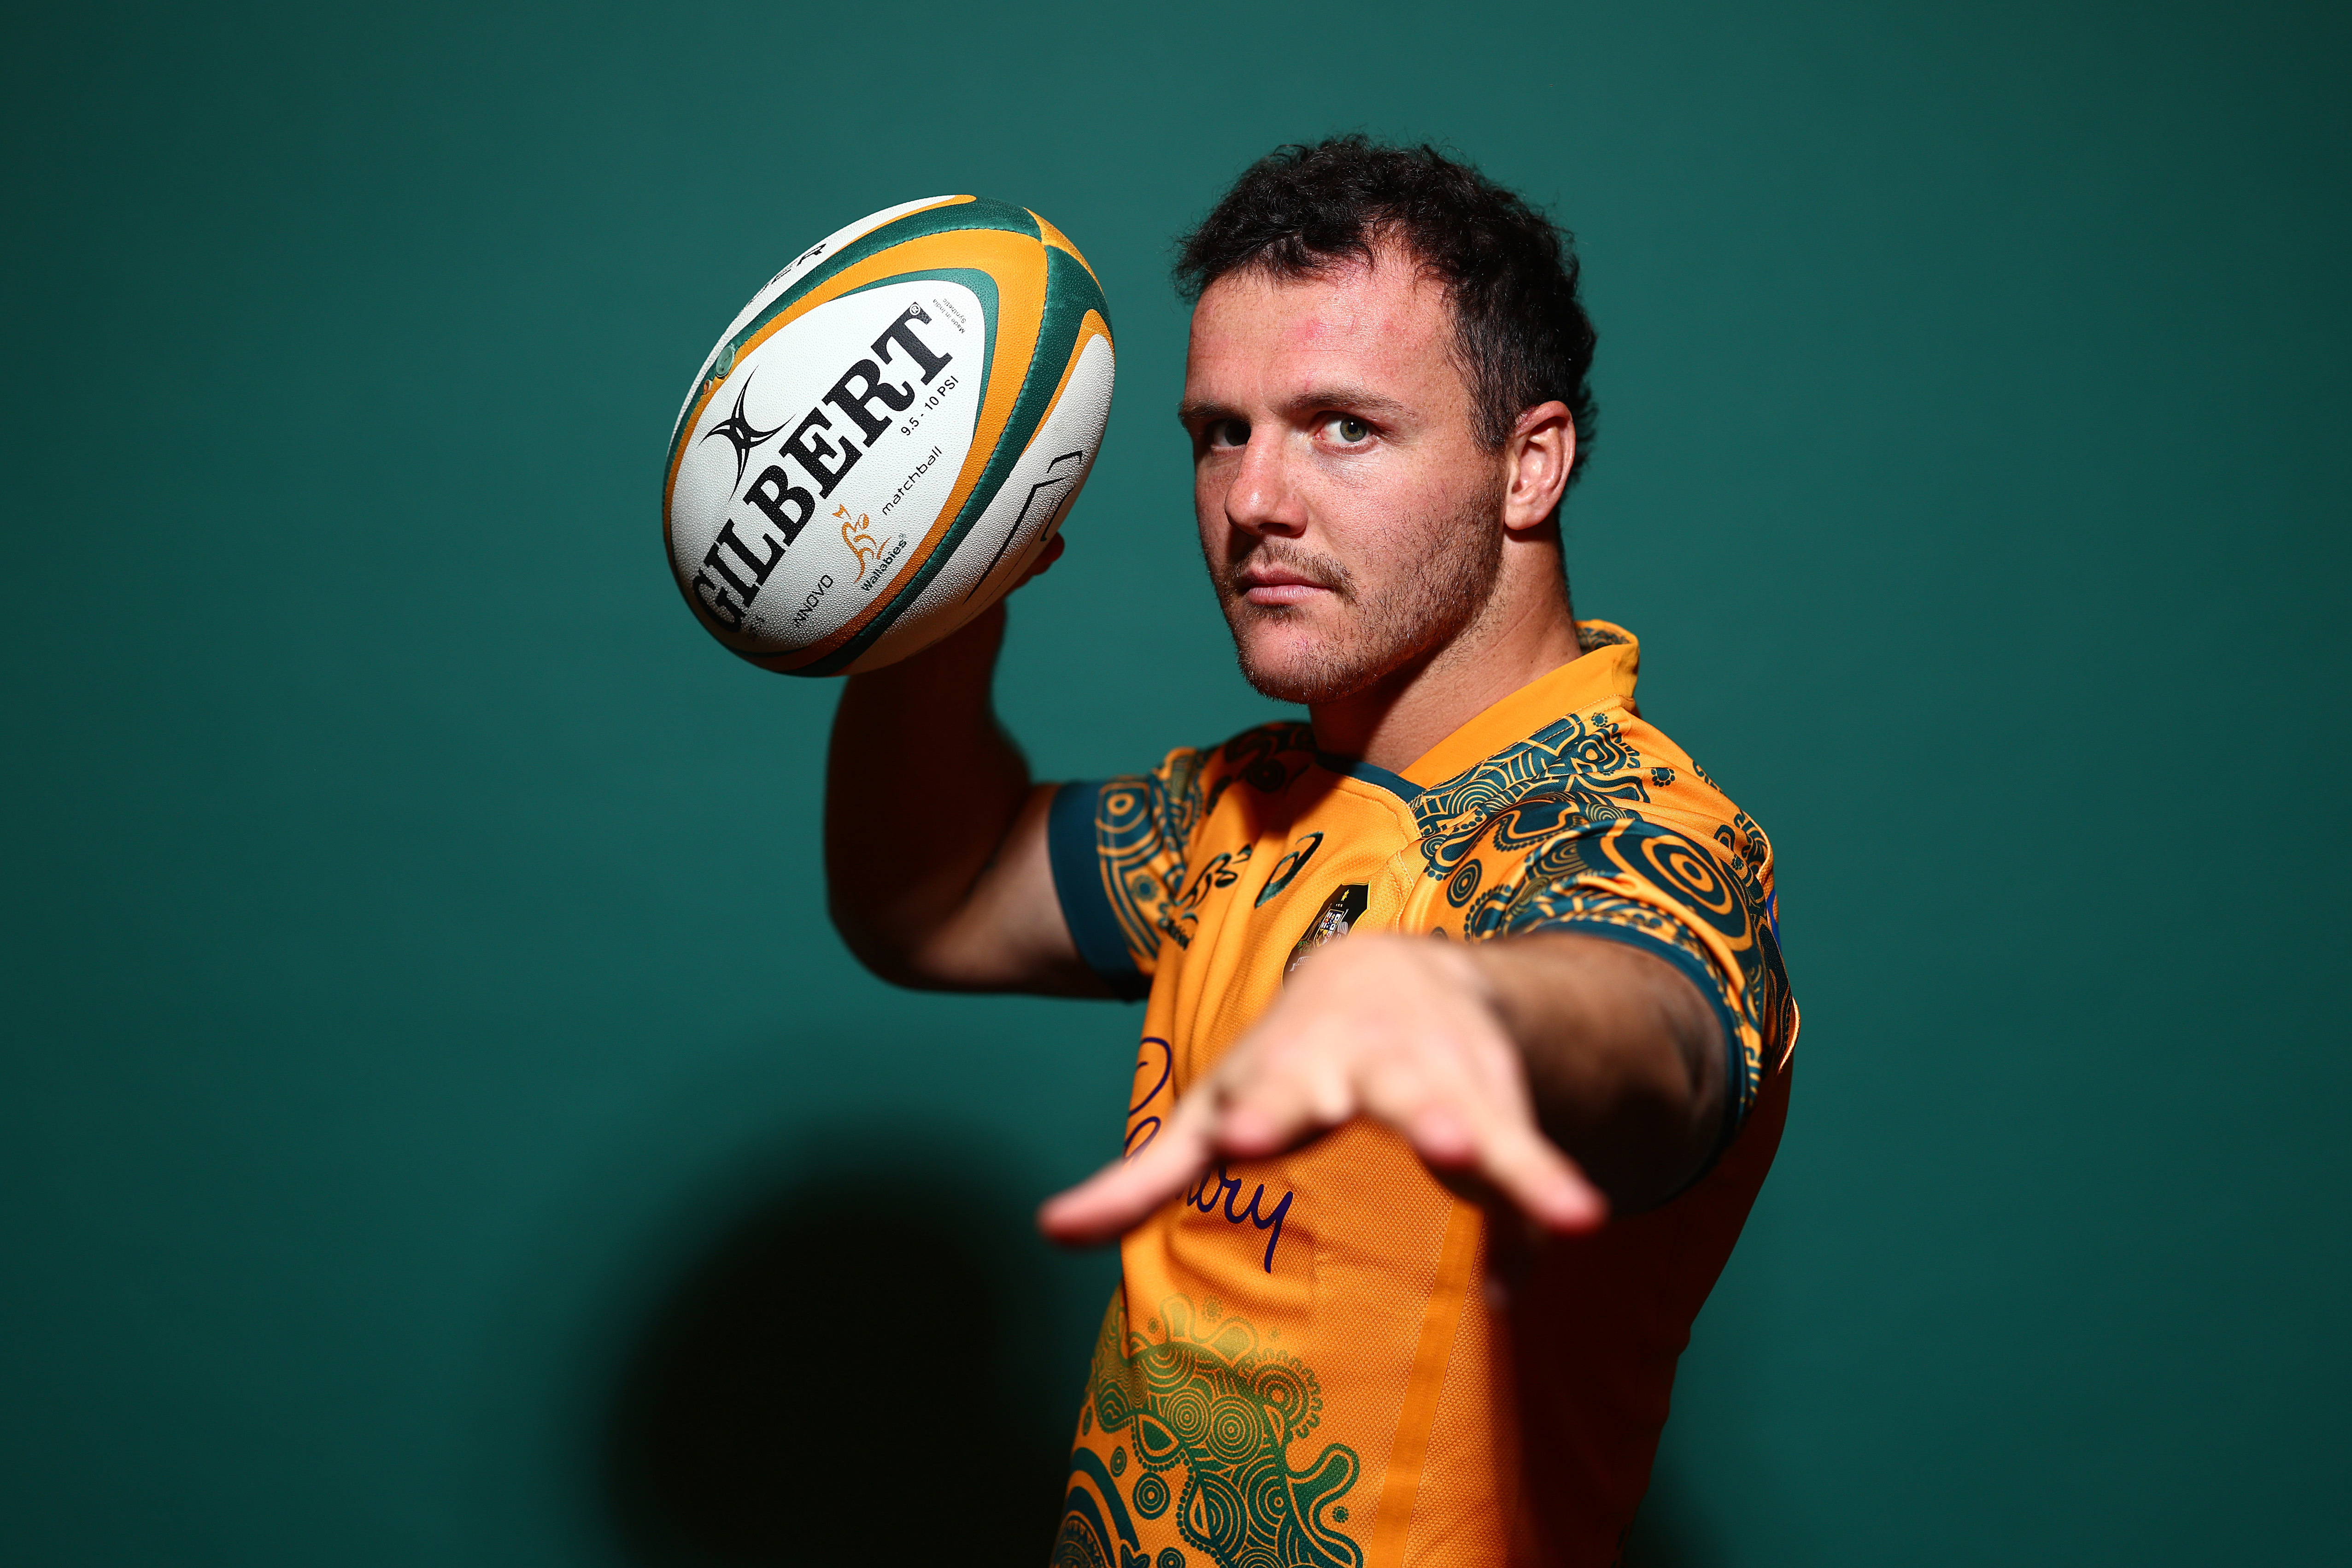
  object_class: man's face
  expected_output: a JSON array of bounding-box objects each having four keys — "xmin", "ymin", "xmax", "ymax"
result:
[{"xmin": 1180, "ymin": 251, "xmax": 1506, "ymax": 706}]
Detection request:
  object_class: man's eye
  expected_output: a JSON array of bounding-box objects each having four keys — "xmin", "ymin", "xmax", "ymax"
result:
[
  {"xmin": 1327, "ymin": 415, "xmax": 1371, "ymax": 444},
  {"xmin": 1208, "ymin": 418, "xmax": 1249, "ymax": 448}
]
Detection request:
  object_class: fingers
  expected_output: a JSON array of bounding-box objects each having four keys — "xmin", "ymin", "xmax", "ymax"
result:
[
  {"xmin": 1359, "ymin": 1035, "xmax": 1608, "ymax": 1234},
  {"xmin": 1014, "ymin": 532, "xmax": 1067, "ymax": 587},
  {"xmin": 1463, "ymin": 1113, "xmax": 1607, "ymax": 1233},
  {"xmin": 1038, "ymin": 1011, "xmax": 1353, "ymax": 1248},
  {"xmin": 1044, "ymin": 1032, "xmax": 1602, "ymax": 1246},
  {"xmin": 1038, "ymin": 1090, "xmax": 1215, "ymax": 1247},
  {"xmin": 1215, "ymin": 1029, "xmax": 1355, "ymax": 1158},
  {"xmin": 1041, "ymin": 936, "xmax": 1611, "ymax": 1250}
]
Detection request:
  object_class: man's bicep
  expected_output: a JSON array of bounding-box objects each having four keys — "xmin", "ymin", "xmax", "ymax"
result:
[
  {"xmin": 929, "ymin": 748, "xmax": 1204, "ymax": 999},
  {"xmin": 913, "ymin": 784, "xmax": 1108, "ymax": 996}
]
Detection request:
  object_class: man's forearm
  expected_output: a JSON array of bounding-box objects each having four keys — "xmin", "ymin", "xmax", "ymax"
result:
[
  {"xmin": 1470, "ymin": 933, "xmax": 1726, "ymax": 1212},
  {"xmin": 824, "ymin": 605, "xmax": 1030, "ymax": 982}
]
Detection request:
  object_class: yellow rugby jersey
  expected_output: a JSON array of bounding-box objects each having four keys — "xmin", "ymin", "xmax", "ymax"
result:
[{"xmin": 1044, "ymin": 623, "xmax": 1798, "ymax": 1568}]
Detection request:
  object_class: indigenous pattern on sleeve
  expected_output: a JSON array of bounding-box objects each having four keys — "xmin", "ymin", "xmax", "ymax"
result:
[
  {"xmin": 1409, "ymin": 703, "xmax": 1794, "ymax": 1134},
  {"xmin": 1050, "ymin": 722, "xmax": 1320, "ymax": 991}
]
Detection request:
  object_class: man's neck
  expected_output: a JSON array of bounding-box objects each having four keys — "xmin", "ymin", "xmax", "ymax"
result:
[{"xmin": 1310, "ymin": 564, "xmax": 1584, "ymax": 775}]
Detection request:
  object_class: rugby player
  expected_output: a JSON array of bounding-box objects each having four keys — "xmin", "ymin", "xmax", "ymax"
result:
[{"xmin": 826, "ymin": 136, "xmax": 1797, "ymax": 1567}]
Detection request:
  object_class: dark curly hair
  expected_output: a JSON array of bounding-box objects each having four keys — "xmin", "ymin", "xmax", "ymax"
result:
[{"xmin": 1176, "ymin": 136, "xmax": 1598, "ymax": 487}]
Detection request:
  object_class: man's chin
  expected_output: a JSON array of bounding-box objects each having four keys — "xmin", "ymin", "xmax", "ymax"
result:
[
  {"xmin": 1232, "ymin": 638, "xmax": 1386, "ymax": 707},
  {"xmin": 1221, "ymin": 600, "xmax": 1409, "ymax": 705}
]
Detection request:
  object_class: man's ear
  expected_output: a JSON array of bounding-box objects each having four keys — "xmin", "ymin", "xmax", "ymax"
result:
[{"xmin": 1502, "ymin": 401, "xmax": 1575, "ymax": 534}]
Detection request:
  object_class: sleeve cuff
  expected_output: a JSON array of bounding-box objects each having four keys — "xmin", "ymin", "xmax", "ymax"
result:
[{"xmin": 1046, "ymin": 781, "xmax": 1150, "ymax": 1002}]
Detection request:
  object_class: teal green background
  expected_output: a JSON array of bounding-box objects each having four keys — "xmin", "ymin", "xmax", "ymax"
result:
[{"xmin": 4, "ymin": 3, "xmax": 2346, "ymax": 1563}]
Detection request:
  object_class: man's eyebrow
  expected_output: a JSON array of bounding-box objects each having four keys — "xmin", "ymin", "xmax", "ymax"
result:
[
  {"xmin": 1285, "ymin": 386, "xmax": 1411, "ymax": 422},
  {"xmin": 1174, "ymin": 388, "xmax": 1414, "ymax": 426}
]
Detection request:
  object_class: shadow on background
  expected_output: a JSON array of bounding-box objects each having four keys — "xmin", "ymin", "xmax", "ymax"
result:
[
  {"xmin": 598, "ymin": 1126, "xmax": 1735, "ymax": 1568},
  {"xmin": 1621, "ymin": 1460, "xmax": 1724, "ymax": 1568},
  {"xmin": 602, "ymin": 1133, "xmax": 1090, "ymax": 1567}
]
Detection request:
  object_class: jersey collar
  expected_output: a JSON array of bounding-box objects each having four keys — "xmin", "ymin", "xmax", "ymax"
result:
[{"xmin": 1397, "ymin": 621, "xmax": 1642, "ymax": 789}]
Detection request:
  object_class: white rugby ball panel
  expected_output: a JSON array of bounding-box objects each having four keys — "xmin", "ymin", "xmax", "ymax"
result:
[
  {"xmin": 660, "ymin": 196, "xmax": 1115, "ymax": 677},
  {"xmin": 663, "ymin": 196, "xmax": 1042, "ymax": 489},
  {"xmin": 667, "ymin": 195, "xmax": 963, "ymax": 453},
  {"xmin": 668, "ymin": 279, "xmax": 985, "ymax": 652}
]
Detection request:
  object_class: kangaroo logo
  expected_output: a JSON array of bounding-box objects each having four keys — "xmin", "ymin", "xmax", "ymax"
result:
[
  {"xmin": 699, "ymin": 370, "xmax": 783, "ymax": 486},
  {"xmin": 835, "ymin": 505, "xmax": 881, "ymax": 574}
]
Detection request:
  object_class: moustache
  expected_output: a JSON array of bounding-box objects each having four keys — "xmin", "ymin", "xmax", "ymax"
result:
[{"xmin": 1220, "ymin": 542, "xmax": 1355, "ymax": 601}]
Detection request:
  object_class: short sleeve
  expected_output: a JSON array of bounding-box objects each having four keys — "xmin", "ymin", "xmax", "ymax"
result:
[
  {"xmin": 1466, "ymin": 816, "xmax": 1795, "ymax": 1147},
  {"xmin": 1047, "ymin": 746, "xmax": 1211, "ymax": 1002}
]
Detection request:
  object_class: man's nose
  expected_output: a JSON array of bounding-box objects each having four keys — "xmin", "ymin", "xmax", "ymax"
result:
[{"xmin": 1224, "ymin": 428, "xmax": 1309, "ymax": 537}]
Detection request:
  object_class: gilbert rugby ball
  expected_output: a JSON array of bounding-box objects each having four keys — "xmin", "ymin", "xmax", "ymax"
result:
[{"xmin": 663, "ymin": 196, "xmax": 1114, "ymax": 675}]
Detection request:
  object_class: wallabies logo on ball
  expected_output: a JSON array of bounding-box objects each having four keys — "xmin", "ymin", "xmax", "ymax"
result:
[{"xmin": 835, "ymin": 505, "xmax": 882, "ymax": 575}]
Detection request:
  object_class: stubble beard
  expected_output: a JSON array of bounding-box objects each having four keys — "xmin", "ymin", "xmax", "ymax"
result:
[{"xmin": 1213, "ymin": 487, "xmax": 1506, "ymax": 706}]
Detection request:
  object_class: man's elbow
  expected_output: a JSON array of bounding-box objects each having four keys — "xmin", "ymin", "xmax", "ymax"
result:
[
  {"xmin": 828, "ymin": 893, "xmax": 943, "ymax": 991},
  {"xmin": 830, "ymin": 893, "xmax": 1013, "ymax": 993}
]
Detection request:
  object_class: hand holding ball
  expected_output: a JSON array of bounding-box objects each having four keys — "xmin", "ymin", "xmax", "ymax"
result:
[{"xmin": 662, "ymin": 197, "xmax": 1114, "ymax": 675}]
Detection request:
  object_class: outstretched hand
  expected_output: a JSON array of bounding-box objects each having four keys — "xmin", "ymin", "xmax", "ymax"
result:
[{"xmin": 1037, "ymin": 934, "xmax": 1609, "ymax": 1248}]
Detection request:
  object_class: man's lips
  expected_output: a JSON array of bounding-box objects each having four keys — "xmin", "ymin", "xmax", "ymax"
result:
[{"xmin": 1237, "ymin": 569, "xmax": 1336, "ymax": 607}]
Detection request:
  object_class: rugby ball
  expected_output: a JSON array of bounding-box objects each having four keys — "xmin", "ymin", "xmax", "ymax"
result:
[{"xmin": 662, "ymin": 196, "xmax": 1115, "ymax": 676}]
